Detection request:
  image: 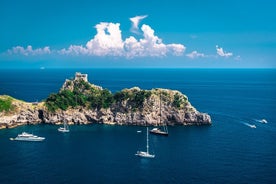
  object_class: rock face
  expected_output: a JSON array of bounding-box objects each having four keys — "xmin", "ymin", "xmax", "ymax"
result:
[
  {"xmin": 0, "ymin": 73, "xmax": 211, "ymax": 129},
  {"xmin": 0, "ymin": 96, "xmax": 43, "ymax": 129}
]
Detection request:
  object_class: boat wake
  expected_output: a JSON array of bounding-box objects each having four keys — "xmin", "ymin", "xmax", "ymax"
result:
[
  {"xmin": 243, "ymin": 123, "xmax": 256, "ymax": 129},
  {"xmin": 211, "ymin": 112, "xmax": 257, "ymax": 128},
  {"xmin": 211, "ymin": 112, "xmax": 276, "ymax": 132},
  {"xmin": 254, "ymin": 119, "xmax": 268, "ymax": 124}
]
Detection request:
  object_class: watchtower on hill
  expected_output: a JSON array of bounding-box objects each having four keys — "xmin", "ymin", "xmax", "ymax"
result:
[{"xmin": 75, "ymin": 72, "xmax": 88, "ymax": 82}]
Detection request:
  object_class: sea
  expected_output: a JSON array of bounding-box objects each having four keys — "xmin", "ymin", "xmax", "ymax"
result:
[{"xmin": 0, "ymin": 68, "xmax": 275, "ymax": 184}]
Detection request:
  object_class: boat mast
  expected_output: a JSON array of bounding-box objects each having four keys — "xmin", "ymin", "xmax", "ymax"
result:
[
  {"xmin": 159, "ymin": 93, "xmax": 161, "ymax": 126},
  {"xmin": 160, "ymin": 92, "xmax": 168, "ymax": 133},
  {"xmin": 146, "ymin": 127, "xmax": 149, "ymax": 154}
]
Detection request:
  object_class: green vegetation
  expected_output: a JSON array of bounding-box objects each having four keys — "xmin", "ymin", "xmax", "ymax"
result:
[
  {"xmin": 45, "ymin": 78, "xmax": 153, "ymax": 112},
  {"xmin": 45, "ymin": 90, "xmax": 84, "ymax": 112},
  {"xmin": 88, "ymin": 89, "xmax": 114, "ymax": 109},
  {"xmin": 75, "ymin": 79, "xmax": 91, "ymax": 91},
  {"xmin": 172, "ymin": 93, "xmax": 187, "ymax": 109},
  {"xmin": 0, "ymin": 97, "xmax": 14, "ymax": 112},
  {"xmin": 114, "ymin": 89, "xmax": 151, "ymax": 110},
  {"xmin": 45, "ymin": 78, "xmax": 188, "ymax": 112},
  {"xmin": 132, "ymin": 90, "xmax": 151, "ymax": 109},
  {"xmin": 45, "ymin": 79, "xmax": 114, "ymax": 112}
]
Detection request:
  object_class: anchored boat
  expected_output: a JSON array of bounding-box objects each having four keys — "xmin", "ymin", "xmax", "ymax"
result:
[
  {"xmin": 150, "ymin": 93, "xmax": 168, "ymax": 136},
  {"xmin": 10, "ymin": 132, "xmax": 45, "ymax": 141},
  {"xmin": 135, "ymin": 127, "xmax": 155, "ymax": 158},
  {"xmin": 58, "ymin": 120, "xmax": 70, "ymax": 133}
]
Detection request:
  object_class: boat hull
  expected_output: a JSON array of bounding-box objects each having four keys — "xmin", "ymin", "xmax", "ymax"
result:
[
  {"xmin": 12, "ymin": 137, "xmax": 45, "ymax": 141},
  {"xmin": 149, "ymin": 129, "xmax": 168, "ymax": 136},
  {"xmin": 58, "ymin": 127, "xmax": 70, "ymax": 133},
  {"xmin": 135, "ymin": 151, "xmax": 155, "ymax": 158},
  {"xmin": 10, "ymin": 132, "xmax": 45, "ymax": 141}
]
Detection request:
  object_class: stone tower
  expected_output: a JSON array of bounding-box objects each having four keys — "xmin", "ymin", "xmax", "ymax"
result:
[{"xmin": 74, "ymin": 72, "xmax": 88, "ymax": 82}]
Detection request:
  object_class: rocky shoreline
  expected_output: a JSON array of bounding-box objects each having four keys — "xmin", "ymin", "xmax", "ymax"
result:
[{"xmin": 0, "ymin": 73, "xmax": 211, "ymax": 129}]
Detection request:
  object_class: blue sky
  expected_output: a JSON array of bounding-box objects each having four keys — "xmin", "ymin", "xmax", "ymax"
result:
[{"xmin": 0, "ymin": 0, "xmax": 275, "ymax": 68}]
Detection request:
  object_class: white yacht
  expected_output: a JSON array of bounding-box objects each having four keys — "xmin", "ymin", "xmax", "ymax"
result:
[
  {"xmin": 58, "ymin": 127, "xmax": 69, "ymax": 133},
  {"xmin": 58, "ymin": 121, "xmax": 70, "ymax": 133},
  {"xmin": 149, "ymin": 127, "xmax": 168, "ymax": 136},
  {"xmin": 10, "ymin": 132, "xmax": 45, "ymax": 141},
  {"xmin": 135, "ymin": 150, "xmax": 155, "ymax": 158},
  {"xmin": 135, "ymin": 127, "xmax": 155, "ymax": 158}
]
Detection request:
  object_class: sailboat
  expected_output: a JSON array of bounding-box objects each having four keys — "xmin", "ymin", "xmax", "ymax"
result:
[
  {"xmin": 58, "ymin": 120, "xmax": 70, "ymax": 133},
  {"xmin": 150, "ymin": 93, "xmax": 168, "ymax": 136},
  {"xmin": 135, "ymin": 127, "xmax": 155, "ymax": 158}
]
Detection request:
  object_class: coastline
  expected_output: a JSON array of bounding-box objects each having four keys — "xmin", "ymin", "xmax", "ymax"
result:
[{"xmin": 0, "ymin": 72, "xmax": 211, "ymax": 129}]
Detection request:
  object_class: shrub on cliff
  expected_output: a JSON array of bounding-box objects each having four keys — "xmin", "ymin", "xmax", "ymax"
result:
[
  {"xmin": 132, "ymin": 90, "xmax": 151, "ymax": 109},
  {"xmin": 0, "ymin": 96, "xmax": 14, "ymax": 113},
  {"xmin": 88, "ymin": 89, "xmax": 114, "ymax": 110},
  {"xmin": 45, "ymin": 81, "xmax": 114, "ymax": 112},
  {"xmin": 114, "ymin": 89, "xmax": 151, "ymax": 111},
  {"xmin": 172, "ymin": 93, "xmax": 188, "ymax": 109},
  {"xmin": 45, "ymin": 90, "xmax": 82, "ymax": 112}
]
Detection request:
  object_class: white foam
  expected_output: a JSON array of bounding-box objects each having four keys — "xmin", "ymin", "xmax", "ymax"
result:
[
  {"xmin": 244, "ymin": 123, "xmax": 256, "ymax": 128},
  {"xmin": 258, "ymin": 119, "xmax": 268, "ymax": 124}
]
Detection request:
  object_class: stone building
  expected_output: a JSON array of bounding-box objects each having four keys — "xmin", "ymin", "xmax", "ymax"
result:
[{"xmin": 75, "ymin": 72, "xmax": 88, "ymax": 82}]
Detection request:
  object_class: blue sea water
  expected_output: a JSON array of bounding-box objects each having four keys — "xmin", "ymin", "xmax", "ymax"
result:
[{"xmin": 0, "ymin": 68, "xmax": 275, "ymax": 183}]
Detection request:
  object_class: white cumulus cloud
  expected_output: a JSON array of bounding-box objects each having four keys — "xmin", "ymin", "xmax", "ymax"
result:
[
  {"xmin": 86, "ymin": 22, "xmax": 124, "ymax": 56},
  {"xmin": 216, "ymin": 45, "xmax": 233, "ymax": 57},
  {"xmin": 60, "ymin": 21, "xmax": 185, "ymax": 58},
  {"xmin": 59, "ymin": 45, "xmax": 88, "ymax": 55},
  {"xmin": 130, "ymin": 15, "xmax": 148, "ymax": 34},
  {"xmin": 8, "ymin": 45, "xmax": 51, "ymax": 56},
  {"xmin": 5, "ymin": 17, "xmax": 186, "ymax": 58},
  {"xmin": 186, "ymin": 51, "xmax": 205, "ymax": 59},
  {"xmin": 59, "ymin": 22, "xmax": 125, "ymax": 56}
]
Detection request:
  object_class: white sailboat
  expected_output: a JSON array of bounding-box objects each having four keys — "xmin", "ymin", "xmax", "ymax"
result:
[
  {"xmin": 58, "ymin": 120, "xmax": 70, "ymax": 133},
  {"xmin": 150, "ymin": 93, "xmax": 168, "ymax": 136},
  {"xmin": 135, "ymin": 127, "xmax": 155, "ymax": 158}
]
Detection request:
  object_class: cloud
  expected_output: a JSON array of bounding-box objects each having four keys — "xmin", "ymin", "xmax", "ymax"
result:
[
  {"xmin": 86, "ymin": 22, "xmax": 124, "ymax": 56},
  {"xmin": 5, "ymin": 17, "xmax": 186, "ymax": 58},
  {"xmin": 60, "ymin": 22, "xmax": 185, "ymax": 58},
  {"xmin": 216, "ymin": 45, "xmax": 233, "ymax": 57},
  {"xmin": 59, "ymin": 22, "xmax": 125, "ymax": 56},
  {"xmin": 7, "ymin": 45, "xmax": 51, "ymax": 56},
  {"xmin": 186, "ymin": 51, "xmax": 205, "ymax": 59},
  {"xmin": 124, "ymin": 24, "xmax": 184, "ymax": 57},
  {"xmin": 59, "ymin": 45, "xmax": 88, "ymax": 55},
  {"xmin": 130, "ymin": 15, "xmax": 148, "ymax": 34}
]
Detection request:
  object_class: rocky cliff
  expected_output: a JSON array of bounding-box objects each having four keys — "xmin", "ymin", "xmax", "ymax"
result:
[
  {"xmin": 0, "ymin": 96, "xmax": 43, "ymax": 129},
  {"xmin": 0, "ymin": 73, "xmax": 211, "ymax": 129}
]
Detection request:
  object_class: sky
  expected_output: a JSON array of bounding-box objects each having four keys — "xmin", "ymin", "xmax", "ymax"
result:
[{"xmin": 0, "ymin": 0, "xmax": 275, "ymax": 68}]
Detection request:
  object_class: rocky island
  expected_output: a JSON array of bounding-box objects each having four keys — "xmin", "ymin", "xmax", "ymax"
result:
[{"xmin": 0, "ymin": 72, "xmax": 211, "ymax": 129}]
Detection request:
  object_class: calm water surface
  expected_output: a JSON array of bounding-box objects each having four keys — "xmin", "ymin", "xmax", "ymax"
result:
[{"xmin": 0, "ymin": 69, "xmax": 275, "ymax": 183}]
